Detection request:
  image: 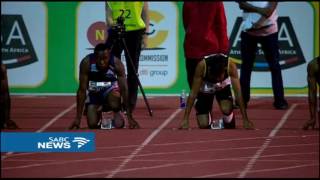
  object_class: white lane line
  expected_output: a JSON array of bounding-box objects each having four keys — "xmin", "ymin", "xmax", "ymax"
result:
[
  {"xmin": 3, "ymin": 145, "xmax": 316, "ymax": 171},
  {"xmin": 105, "ymin": 108, "xmax": 182, "ymax": 178},
  {"xmin": 36, "ymin": 103, "xmax": 76, "ymax": 133},
  {"xmin": 1, "ymin": 103, "xmax": 76, "ymax": 161},
  {"xmin": 199, "ymin": 163, "xmax": 318, "ymax": 178},
  {"xmin": 238, "ymin": 103, "xmax": 298, "ymax": 178},
  {"xmin": 2, "ymin": 134, "xmax": 317, "ymax": 160},
  {"xmin": 66, "ymin": 154, "xmax": 318, "ymax": 178}
]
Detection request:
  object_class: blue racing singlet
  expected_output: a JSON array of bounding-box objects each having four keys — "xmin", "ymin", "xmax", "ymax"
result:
[{"xmin": 87, "ymin": 54, "xmax": 118, "ymax": 93}]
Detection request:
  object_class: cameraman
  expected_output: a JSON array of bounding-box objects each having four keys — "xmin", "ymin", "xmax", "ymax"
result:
[{"xmin": 105, "ymin": 2, "xmax": 149, "ymax": 114}]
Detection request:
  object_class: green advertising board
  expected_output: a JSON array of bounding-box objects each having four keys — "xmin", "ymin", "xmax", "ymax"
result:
[{"xmin": 1, "ymin": 2, "xmax": 319, "ymax": 95}]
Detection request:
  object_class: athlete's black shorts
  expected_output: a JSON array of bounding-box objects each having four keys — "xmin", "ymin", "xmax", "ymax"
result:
[{"xmin": 195, "ymin": 85, "xmax": 233, "ymax": 115}]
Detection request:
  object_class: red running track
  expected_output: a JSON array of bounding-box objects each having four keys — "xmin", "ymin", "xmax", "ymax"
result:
[{"xmin": 1, "ymin": 96, "xmax": 319, "ymax": 178}]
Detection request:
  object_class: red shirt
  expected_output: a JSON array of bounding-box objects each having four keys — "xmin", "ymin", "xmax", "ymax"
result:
[{"xmin": 183, "ymin": 2, "xmax": 229, "ymax": 59}]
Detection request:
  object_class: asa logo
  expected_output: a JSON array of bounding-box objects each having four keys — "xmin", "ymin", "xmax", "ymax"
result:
[
  {"xmin": 229, "ymin": 17, "xmax": 306, "ymax": 71},
  {"xmin": 1, "ymin": 15, "xmax": 38, "ymax": 69}
]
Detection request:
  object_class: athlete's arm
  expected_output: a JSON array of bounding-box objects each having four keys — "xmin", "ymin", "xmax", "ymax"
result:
[
  {"xmin": 180, "ymin": 60, "xmax": 205, "ymax": 129},
  {"xmin": 105, "ymin": 2, "xmax": 114, "ymax": 28},
  {"xmin": 69, "ymin": 57, "xmax": 89, "ymax": 129},
  {"xmin": 228, "ymin": 61, "xmax": 254, "ymax": 129},
  {"xmin": 114, "ymin": 57, "xmax": 140, "ymax": 128},
  {"xmin": 238, "ymin": 2, "xmax": 277, "ymax": 18},
  {"xmin": 307, "ymin": 59, "xmax": 318, "ymax": 124},
  {"xmin": 142, "ymin": 2, "xmax": 149, "ymax": 33},
  {"xmin": 141, "ymin": 2, "xmax": 150, "ymax": 48},
  {"xmin": 114, "ymin": 57, "xmax": 129, "ymax": 112}
]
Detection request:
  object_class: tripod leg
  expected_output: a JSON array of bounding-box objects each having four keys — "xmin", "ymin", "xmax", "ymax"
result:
[{"xmin": 121, "ymin": 38, "xmax": 153, "ymax": 117}]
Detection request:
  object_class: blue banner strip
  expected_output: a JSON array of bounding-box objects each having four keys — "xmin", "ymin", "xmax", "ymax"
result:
[{"xmin": 1, "ymin": 132, "xmax": 95, "ymax": 152}]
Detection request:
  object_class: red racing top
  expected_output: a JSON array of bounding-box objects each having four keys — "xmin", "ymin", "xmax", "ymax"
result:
[{"xmin": 183, "ymin": 2, "xmax": 229, "ymax": 59}]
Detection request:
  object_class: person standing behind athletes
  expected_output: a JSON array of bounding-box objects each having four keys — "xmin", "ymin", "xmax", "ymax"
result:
[
  {"xmin": 183, "ymin": 2, "xmax": 229, "ymax": 89},
  {"xmin": 303, "ymin": 56, "xmax": 320, "ymax": 130},
  {"xmin": 237, "ymin": 2, "xmax": 289, "ymax": 110},
  {"xmin": 182, "ymin": 2, "xmax": 230, "ymax": 125},
  {"xmin": 105, "ymin": 2, "xmax": 149, "ymax": 114},
  {"xmin": 0, "ymin": 61, "xmax": 19, "ymax": 129}
]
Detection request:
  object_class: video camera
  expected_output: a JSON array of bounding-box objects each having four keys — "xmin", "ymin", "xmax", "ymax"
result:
[{"xmin": 111, "ymin": 16, "xmax": 126, "ymax": 40}]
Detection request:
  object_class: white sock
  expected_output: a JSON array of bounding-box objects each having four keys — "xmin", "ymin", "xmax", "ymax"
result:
[{"xmin": 223, "ymin": 112, "xmax": 234, "ymax": 123}]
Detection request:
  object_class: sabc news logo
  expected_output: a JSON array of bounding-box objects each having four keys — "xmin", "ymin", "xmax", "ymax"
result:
[
  {"xmin": 1, "ymin": 132, "xmax": 95, "ymax": 153},
  {"xmin": 37, "ymin": 137, "xmax": 91, "ymax": 149}
]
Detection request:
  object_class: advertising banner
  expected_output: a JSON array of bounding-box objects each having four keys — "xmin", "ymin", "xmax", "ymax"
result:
[
  {"xmin": 1, "ymin": 2, "xmax": 47, "ymax": 88},
  {"xmin": 76, "ymin": 2, "xmax": 179, "ymax": 88},
  {"xmin": 225, "ymin": 2, "xmax": 316, "ymax": 91},
  {"xmin": 1, "ymin": 2, "xmax": 318, "ymax": 95}
]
